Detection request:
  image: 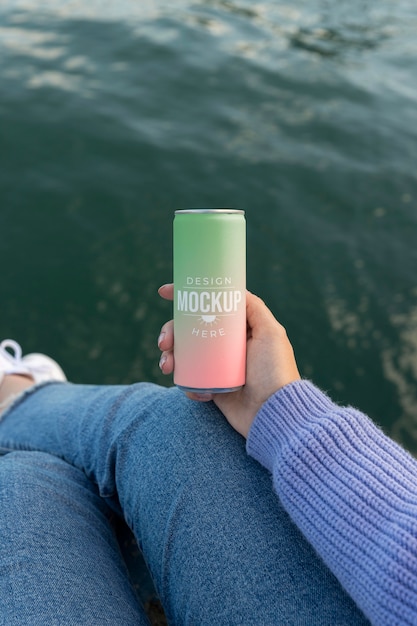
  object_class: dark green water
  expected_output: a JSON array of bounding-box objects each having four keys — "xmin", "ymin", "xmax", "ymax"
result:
[{"xmin": 1, "ymin": 0, "xmax": 417, "ymax": 449}]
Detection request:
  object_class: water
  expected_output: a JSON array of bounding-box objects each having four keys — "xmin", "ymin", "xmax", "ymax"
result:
[{"xmin": 1, "ymin": 0, "xmax": 417, "ymax": 450}]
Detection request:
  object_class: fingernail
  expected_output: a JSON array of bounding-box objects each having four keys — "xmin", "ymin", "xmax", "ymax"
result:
[
  {"xmin": 159, "ymin": 354, "xmax": 167, "ymax": 370},
  {"xmin": 157, "ymin": 332, "xmax": 165, "ymax": 348}
]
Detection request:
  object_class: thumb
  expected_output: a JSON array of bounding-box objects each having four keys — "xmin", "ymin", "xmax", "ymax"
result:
[{"xmin": 245, "ymin": 291, "xmax": 281, "ymax": 337}]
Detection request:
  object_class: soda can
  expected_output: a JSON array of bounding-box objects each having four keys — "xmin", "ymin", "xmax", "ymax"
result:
[{"xmin": 173, "ymin": 208, "xmax": 246, "ymax": 393}]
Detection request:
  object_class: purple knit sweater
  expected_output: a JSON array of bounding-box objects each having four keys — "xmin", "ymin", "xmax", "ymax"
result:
[{"xmin": 247, "ymin": 380, "xmax": 417, "ymax": 625}]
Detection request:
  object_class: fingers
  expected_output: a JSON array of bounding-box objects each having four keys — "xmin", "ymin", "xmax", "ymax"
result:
[
  {"xmin": 158, "ymin": 319, "xmax": 174, "ymax": 374},
  {"xmin": 157, "ymin": 284, "xmax": 174, "ymax": 373},
  {"xmin": 157, "ymin": 286, "xmax": 214, "ymax": 403},
  {"xmin": 246, "ymin": 290, "xmax": 284, "ymax": 336},
  {"xmin": 159, "ymin": 349, "xmax": 174, "ymax": 374},
  {"xmin": 158, "ymin": 319, "xmax": 173, "ymax": 351},
  {"xmin": 186, "ymin": 391, "xmax": 214, "ymax": 402},
  {"xmin": 158, "ymin": 283, "xmax": 174, "ymax": 301}
]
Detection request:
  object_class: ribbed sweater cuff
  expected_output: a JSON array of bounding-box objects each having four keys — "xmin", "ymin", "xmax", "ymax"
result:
[
  {"xmin": 247, "ymin": 379, "xmax": 336, "ymax": 472},
  {"xmin": 246, "ymin": 379, "xmax": 417, "ymax": 625}
]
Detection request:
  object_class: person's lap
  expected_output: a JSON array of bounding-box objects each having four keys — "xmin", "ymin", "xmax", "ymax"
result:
[
  {"xmin": 0, "ymin": 382, "xmax": 369, "ymax": 624},
  {"xmin": 0, "ymin": 450, "xmax": 148, "ymax": 625}
]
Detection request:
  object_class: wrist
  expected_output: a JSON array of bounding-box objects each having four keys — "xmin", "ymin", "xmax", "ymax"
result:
[{"xmin": 246, "ymin": 380, "xmax": 335, "ymax": 471}]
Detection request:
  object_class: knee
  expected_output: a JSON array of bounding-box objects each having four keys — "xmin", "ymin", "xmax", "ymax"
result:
[
  {"xmin": 0, "ymin": 450, "xmax": 113, "ymax": 541},
  {"xmin": 0, "ymin": 450, "xmax": 65, "ymax": 480},
  {"xmin": 0, "ymin": 451, "xmax": 81, "ymax": 507}
]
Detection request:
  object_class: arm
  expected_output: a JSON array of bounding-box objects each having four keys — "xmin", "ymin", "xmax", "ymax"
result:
[
  {"xmin": 248, "ymin": 380, "xmax": 417, "ymax": 625},
  {"xmin": 158, "ymin": 284, "xmax": 417, "ymax": 624}
]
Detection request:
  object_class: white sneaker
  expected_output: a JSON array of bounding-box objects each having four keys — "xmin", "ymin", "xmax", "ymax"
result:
[{"xmin": 0, "ymin": 339, "xmax": 67, "ymax": 388}]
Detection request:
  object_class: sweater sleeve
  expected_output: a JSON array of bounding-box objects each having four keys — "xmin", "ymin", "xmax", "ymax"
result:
[{"xmin": 246, "ymin": 379, "xmax": 417, "ymax": 626}]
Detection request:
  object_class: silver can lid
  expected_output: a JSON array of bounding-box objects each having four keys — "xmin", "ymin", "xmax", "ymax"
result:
[{"xmin": 175, "ymin": 208, "xmax": 245, "ymax": 215}]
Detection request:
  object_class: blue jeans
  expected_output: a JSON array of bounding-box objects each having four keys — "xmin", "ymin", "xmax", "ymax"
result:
[{"xmin": 0, "ymin": 382, "xmax": 368, "ymax": 625}]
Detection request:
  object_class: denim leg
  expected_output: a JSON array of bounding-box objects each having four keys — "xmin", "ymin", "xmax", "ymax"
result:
[
  {"xmin": 0, "ymin": 450, "xmax": 149, "ymax": 626},
  {"xmin": 0, "ymin": 383, "xmax": 369, "ymax": 625}
]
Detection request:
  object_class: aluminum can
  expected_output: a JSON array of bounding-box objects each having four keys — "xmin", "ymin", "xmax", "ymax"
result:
[{"xmin": 173, "ymin": 209, "xmax": 246, "ymax": 393}]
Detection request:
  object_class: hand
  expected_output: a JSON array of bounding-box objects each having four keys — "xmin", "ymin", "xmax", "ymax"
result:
[{"xmin": 157, "ymin": 284, "xmax": 300, "ymax": 438}]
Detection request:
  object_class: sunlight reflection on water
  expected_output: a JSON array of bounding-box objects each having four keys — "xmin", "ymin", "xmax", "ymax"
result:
[{"xmin": 0, "ymin": 0, "xmax": 417, "ymax": 450}]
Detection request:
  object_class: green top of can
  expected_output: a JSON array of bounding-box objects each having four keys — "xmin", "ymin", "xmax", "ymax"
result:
[{"xmin": 175, "ymin": 209, "xmax": 245, "ymax": 215}]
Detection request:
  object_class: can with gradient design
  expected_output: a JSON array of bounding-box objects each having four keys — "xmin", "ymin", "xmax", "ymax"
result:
[{"xmin": 173, "ymin": 209, "xmax": 246, "ymax": 393}]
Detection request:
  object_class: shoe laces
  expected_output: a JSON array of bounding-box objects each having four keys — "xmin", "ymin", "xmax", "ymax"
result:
[
  {"xmin": 0, "ymin": 339, "xmax": 24, "ymax": 368},
  {"xmin": 0, "ymin": 339, "xmax": 50, "ymax": 376}
]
